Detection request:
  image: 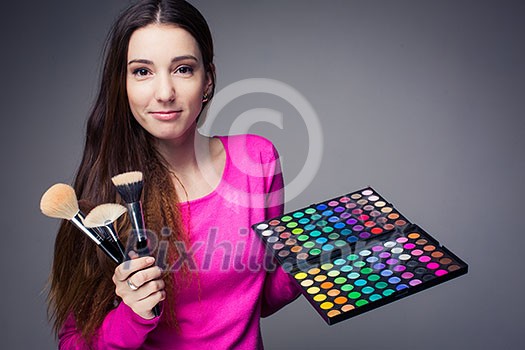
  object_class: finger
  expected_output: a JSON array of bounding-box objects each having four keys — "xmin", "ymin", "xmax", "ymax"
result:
[
  {"xmin": 121, "ymin": 251, "xmax": 142, "ymax": 270},
  {"xmin": 127, "ymin": 266, "xmax": 163, "ymax": 289},
  {"xmin": 120, "ymin": 278, "xmax": 164, "ymax": 304},
  {"xmin": 136, "ymin": 279, "xmax": 165, "ymax": 301},
  {"xmin": 114, "ymin": 256, "xmax": 155, "ymax": 281},
  {"xmin": 135, "ymin": 290, "xmax": 166, "ymax": 318}
]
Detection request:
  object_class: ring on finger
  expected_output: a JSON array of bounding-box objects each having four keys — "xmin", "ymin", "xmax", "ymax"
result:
[{"xmin": 127, "ymin": 278, "xmax": 139, "ymax": 291}]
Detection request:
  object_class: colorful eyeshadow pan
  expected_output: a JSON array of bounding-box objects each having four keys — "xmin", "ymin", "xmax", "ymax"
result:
[
  {"xmin": 291, "ymin": 225, "xmax": 467, "ymax": 325},
  {"xmin": 253, "ymin": 187, "xmax": 409, "ymax": 268},
  {"xmin": 253, "ymin": 187, "xmax": 468, "ymax": 325}
]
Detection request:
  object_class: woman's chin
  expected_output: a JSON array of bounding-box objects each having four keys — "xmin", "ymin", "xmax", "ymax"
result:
[{"xmin": 150, "ymin": 126, "xmax": 197, "ymax": 144}]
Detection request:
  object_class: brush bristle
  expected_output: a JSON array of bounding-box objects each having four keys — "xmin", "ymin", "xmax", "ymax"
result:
[
  {"xmin": 83, "ymin": 203, "xmax": 127, "ymax": 228},
  {"xmin": 40, "ymin": 183, "xmax": 79, "ymax": 220},
  {"xmin": 111, "ymin": 171, "xmax": 144, "ymax": 203},
  {"xmin": 111, "ymin": 171, "xmax": 143, "ymax": 185}
]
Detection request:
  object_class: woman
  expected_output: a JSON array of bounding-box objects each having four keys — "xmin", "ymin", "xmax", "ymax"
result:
[{"xmin": 48, "ymin": 0, "xmax": 299, "ymax": 348}]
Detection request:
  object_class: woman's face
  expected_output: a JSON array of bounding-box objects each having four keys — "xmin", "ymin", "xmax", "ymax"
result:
[{"xmin": 126, "ymin": 24, "xmax": 212, "ymax": 142}]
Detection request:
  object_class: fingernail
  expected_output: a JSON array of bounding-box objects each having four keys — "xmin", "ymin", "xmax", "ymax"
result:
[{"xmin": 146, "ymin": 257, "xmax": 155, "ymax": 264}]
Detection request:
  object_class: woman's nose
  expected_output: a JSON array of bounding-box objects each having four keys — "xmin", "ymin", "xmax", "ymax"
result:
[{"xmin": 154, "ymin": 74, "xmax": 175, "ymax": 102}]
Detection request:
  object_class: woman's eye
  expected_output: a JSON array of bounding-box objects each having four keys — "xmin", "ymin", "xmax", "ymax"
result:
[
  {"xmin": 132, "ymin": 68, "xmax": 150, "ymax": 76},
  {"xmin": 176, "ymin": 66, "xmax": 194, "ymax": 75}
]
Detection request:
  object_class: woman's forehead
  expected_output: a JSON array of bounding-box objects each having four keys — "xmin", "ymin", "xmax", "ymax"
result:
[{"xmin": 127, "ymin": 24, "xmax": 202, "ymax": 62}]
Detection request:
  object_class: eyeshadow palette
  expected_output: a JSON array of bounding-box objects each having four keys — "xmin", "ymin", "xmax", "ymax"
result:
[
  {"xmin": 254, "ymin": 187, "xmax": 409, "ymax": 271},
  {"xmin": 252, "ymin": 187, "xmax": 468, "ymax": 325}
]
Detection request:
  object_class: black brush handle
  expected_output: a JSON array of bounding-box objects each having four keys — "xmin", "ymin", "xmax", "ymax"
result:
[
  {"xmin": 99, "ymin": 239, "xmax": 122, "ymax": 264},
  {"xmin": 103, "ymin": 225, "xmax": 127, "ymax": 262},
  {"xmin": 152, "ymin": 304, "xmax": 161, "ymax": 317},
  {"xmin": 116, "ymin": 239, "xmax": 127, "ymax": 262},
  {"xmin": 126, "ymin": 202, "xmax": 148, "ymax": 246},
  {"xmin": 71, "ymin": 215, "xmax": 120, "ymax": 264},
  {"xmin": 125, "ymin": 202, "xmax": 160, "ymax": 317}
]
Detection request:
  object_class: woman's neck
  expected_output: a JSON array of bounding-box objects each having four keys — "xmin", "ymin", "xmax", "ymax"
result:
[
  {"xmin": 155, "ymin": 127, "xmax": 205, "ymax": 173},
  {"xmin": 154, "ymin": 126, "xmax": 225, "ymax": 202}
]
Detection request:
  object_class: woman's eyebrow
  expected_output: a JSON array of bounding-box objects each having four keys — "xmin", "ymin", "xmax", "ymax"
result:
[
  {"xmin": 171, "ymin": 55, "xmax": 199, "ymax": 63},
  {"xmin": 128, "ymin": 58, "xmax": 153, "ymax": 65},
  {"xmin": 128, "ymin": 55, "xmax": 199, "ymax": 65}
]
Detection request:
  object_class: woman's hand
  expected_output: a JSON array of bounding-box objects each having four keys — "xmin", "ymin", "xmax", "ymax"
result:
[{"xmin": 112, "ymin": 255, "xmax": 165, "ymax": 319}]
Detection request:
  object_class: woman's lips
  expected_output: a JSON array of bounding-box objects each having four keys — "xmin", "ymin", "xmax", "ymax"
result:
[{"xmin": 149, "ymin": 110, "xmax": 182, "ymax": 121}]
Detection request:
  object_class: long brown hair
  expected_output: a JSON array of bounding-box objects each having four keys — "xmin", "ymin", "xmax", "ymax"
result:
[{"xmin": 48, "ymin": 0, "xmax": 216, "ymax": 340}]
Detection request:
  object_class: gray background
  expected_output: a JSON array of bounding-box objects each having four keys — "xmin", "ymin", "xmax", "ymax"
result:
[{"xmin": 2, "ymin": 0, "xmax": 523, "ymax": 349}]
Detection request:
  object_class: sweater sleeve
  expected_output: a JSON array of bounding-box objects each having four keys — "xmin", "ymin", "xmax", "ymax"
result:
[
  {"xmin": 263, "ymin": 139, "xmax": 284, "ymax": 220},
  {"xmin": 260, "ymin": 139, "xmax": 301, "ymax": 317},
  {"xmin": 58, "ymin": 302, "xmax": 160, "ymax": 349}
]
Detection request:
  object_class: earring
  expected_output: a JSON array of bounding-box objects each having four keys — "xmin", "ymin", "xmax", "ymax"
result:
[{"xmin": 202, "ymin": 93, "xmax": 209, "ymax": 102}]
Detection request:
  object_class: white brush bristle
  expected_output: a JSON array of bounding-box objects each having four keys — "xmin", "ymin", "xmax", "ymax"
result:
[
  {"xmin": 111, "ymin": 171, "xmax": 143, "ymax": 186},
  {"xmin": 83, "ymin": 203, "xmax": 127, "ymax": 228},
  {"xmin": 40, "ymin": 183, "xmax": 79, "ymax": 220}
]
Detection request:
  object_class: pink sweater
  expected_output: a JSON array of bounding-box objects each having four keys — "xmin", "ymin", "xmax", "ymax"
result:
[{"xmin": 59, "ymin": 134, "xmax": 300, "ymax": 349}]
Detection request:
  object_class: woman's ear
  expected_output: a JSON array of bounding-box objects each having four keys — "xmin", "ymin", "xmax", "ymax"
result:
[{"xmin": 204, "ymin": 63, "xmax": 216, "ymax": 97}]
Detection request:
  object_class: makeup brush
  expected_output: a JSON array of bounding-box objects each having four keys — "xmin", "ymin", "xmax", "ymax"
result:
[
  {"xmin": 40, "ymin": 183, "xmax": 121, "ymax": 264},
  {"xmin": 84, "ymin": 203, "xmax": 128, "ymax": 262},
  {"xmin": 111, "ymin": 171, "xmax": 150, "ymax": 255},
  {"xmin": 111, "ymin": 171, "xmax": 161, "ymax": 317}
]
